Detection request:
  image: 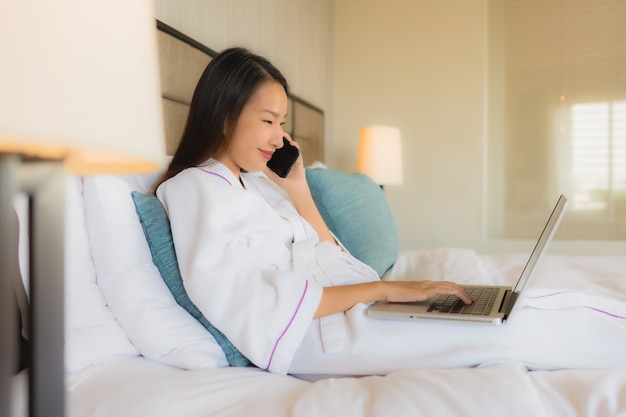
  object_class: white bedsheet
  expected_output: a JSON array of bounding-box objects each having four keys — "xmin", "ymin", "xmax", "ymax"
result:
[
  {"xmin": 13, "ymin": 252, "xmax": 626, "ymax": 417},
  {"xmin": 11, "ymin": 356, "xmax": 626, "ymax": 417},
  {"xmin": 63, "ymin": 357, "xmax": 626, "ymax": 417}
]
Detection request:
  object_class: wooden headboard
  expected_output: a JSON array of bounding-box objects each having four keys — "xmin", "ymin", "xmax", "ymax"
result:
[{"xmin": 156, "ymin": 21, "xmax": 325, "ymax": 165}]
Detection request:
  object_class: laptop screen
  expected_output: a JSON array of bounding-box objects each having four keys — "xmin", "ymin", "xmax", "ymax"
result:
[{"xmin": 513, "ymin": 194, "xmax": 568, "ymax": 293}]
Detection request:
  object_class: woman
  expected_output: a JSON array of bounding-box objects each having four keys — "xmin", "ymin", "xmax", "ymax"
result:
[
  {"xmin": 155, "ymin": 48, "xmax": 626, "ymax": 376},
  {"xmin": 154, "ymin": 47, "xmax": 471, "ymax": 374}
]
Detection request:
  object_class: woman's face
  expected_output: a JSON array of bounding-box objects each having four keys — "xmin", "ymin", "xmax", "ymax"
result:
[{"xmin": 219, "ymin": 80, "xmax": 288, "ymax": 177}]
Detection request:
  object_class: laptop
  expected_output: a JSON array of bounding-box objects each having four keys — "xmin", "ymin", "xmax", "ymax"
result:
[{"xmin": 367, "ymin": 194, "xmax": 568, "ymax": 325}]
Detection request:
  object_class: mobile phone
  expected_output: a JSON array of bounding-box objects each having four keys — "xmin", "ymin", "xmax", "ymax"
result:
[{"xmin": 267, "ymin": 137, "xmax": 300, "ymax": 178}]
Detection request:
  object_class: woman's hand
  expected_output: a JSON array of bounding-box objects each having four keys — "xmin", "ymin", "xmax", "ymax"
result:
[
  {"xmin": 263, "ymin": 134, "xmax": 306, "ymax": 190},
  {"xmin": 264, "ymin": 136, "xmax": 337, "ymax": 244},
  {"xmin": 314, "ymin": 280, "xmax": 473, "ymax": 319},
  {"xmin": 379, "ymin": 280, "xmax": 473, "ymax": 304}
]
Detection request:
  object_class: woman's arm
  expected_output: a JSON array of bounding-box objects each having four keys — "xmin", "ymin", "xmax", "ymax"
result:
[
  {"xmin": 264, "ymin": 137, "xmax": 337, "ymax": 244},
  {"xmin": 314, "ymin": 280, "xmax": 473, "ymax": 319},
  {"xmin": 284, "ymin": 184, "xmax": 336, "ymax": 244}
]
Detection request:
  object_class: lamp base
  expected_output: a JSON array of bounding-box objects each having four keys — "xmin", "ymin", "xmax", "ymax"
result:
[{"xmin": 0, "ymin": 154, "xmax": 65, "ymax": 417}]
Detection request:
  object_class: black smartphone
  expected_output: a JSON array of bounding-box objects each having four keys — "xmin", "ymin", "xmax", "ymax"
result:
[{"xmin": 267, "ymin": 137, "xmax": 300, "ymax": 178}]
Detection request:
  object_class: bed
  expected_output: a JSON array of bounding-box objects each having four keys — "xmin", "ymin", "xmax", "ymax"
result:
[{"xmin": 10, "ymin": 20, "xmax": 626, "ymax": 417}]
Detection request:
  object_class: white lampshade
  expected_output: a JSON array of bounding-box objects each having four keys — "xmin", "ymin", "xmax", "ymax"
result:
[
  {"xmin": 0, "ymin": 0, "xmax": 165, "ymax": 174},
  {"xmin": 357, "ymin": 125, "xmax": 403, "ymax": 185}
]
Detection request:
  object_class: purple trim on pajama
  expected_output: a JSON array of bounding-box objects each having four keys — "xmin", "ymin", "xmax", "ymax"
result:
[
  {"xmin": 528, "ymin": 291, "xmax": 570, "ymax": 299},
  {"xmin": 528, "ymin": 291, "xmax": 626, "ymax": 319},
  {"xmin": 265, "ymin": 280, "xmax": 309, "ymax": 370},
  {"xmin": 200, "ymin": 169, "xmax": 232, "ymax": 185},
  {"xmin": 584, "ymin": 306, "xmax": 626, "ymax": 320}
]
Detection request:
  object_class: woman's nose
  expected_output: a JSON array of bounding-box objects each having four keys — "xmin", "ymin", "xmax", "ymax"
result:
[{"xmin": 272, "ymin": 134, "xmax": 285, "ymax": 148}]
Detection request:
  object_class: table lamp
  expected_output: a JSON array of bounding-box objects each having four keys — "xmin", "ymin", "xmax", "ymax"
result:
[
  {"xmin": 0, "ymin": 1, "xmax": 165, "ymax": 416},
  {"xmin": 357, "ymin": 125, "xmax": 404, "ymax": 187}
]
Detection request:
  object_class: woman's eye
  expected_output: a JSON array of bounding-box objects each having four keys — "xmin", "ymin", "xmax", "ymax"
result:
[{"xmin": 264, "ymin": 120, "xmax": 273, "ymax": 125}]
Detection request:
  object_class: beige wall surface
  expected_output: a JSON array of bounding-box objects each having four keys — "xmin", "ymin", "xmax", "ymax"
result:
[
  {"xmin": 154, "ymin": 0, "xmax": 626, "ymax": 255},
  {"xmin": 334, "ymin": 0, "xmax": 625, "ymax": 255},
  {"xmin": 334, "ymin": 0, "xmax": 490, "ymax": 252}
]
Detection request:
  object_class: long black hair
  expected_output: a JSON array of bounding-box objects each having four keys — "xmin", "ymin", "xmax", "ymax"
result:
[{"xmin": 153, "ymin": 47, "xmax": 289, "ymax": 192}]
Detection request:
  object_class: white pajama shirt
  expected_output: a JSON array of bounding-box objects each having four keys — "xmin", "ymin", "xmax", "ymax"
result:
[{"xmin": 157, "ymin": 160, "xmax": 378, "ymax": 375}]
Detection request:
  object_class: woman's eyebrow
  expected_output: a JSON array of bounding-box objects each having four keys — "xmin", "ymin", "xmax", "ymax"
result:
[{"xmin": 262, "ymin": 108, "xmax": 288, "ymax": 119}]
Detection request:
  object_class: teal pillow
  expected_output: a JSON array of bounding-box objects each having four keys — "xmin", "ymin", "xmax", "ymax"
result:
[
  {"xmin": 305, "ymin": 168, "xmax": 399, "ymax": 277},
  {"xmin": 131, "ymin": 191, "xmax": 251, "ymax": 368}
]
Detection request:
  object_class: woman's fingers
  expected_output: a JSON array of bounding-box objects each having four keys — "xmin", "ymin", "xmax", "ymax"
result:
[{"xmin": 383, "ymin": 281, "xmax": 473, "ymax": 305}]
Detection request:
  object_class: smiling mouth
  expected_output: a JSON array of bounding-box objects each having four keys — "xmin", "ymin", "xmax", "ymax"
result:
[{"xmin": 260, "ymin": 149, "xmax": 274, "ymax": 160}]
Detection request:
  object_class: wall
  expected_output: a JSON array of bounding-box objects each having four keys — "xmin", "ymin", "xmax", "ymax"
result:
[
  {"xmin": 333, "ymin": 0, "xmax": 626, "ymax": 255},
  {"xmin": 333, "ymin": 0, "xmax": 489, "ymax": 251}
]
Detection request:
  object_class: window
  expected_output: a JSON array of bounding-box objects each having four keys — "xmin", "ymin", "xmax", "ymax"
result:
[
  {"xmin": 488, "ymin": 0, "xmax": 626, "ymax": 240},
  {"xmin": 569, "ymin": 101, "xmax": 626, "ymax": 213}
]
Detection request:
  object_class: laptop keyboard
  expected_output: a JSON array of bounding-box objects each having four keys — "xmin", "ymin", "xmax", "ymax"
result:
[{"xmin": 428, "ymin": 287, "xmax": 499, "ymax": 316}]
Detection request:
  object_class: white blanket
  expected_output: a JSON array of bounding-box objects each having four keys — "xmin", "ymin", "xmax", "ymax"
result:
[{"xmin": 289, "ymin": 250, "xmax": 626, "ymax": 376}]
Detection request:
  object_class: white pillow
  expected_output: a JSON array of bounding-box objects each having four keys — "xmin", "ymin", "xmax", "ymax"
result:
[
  {"xmin": 82, "ymin": 174, "xmax": 228, "ymax": 369},
  {"xmin": 59, "ymin": 177, "xmax": 141, "ymax": 373}
]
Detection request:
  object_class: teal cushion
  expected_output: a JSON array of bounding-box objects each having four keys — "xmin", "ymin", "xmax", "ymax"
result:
[
  {"xmin": 131, "ymin": 191, "xmax": 251, "ymax": 367},
  {"xmin": 306, "ymin": 168, "xmax": 399, "ymax": 277}
]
